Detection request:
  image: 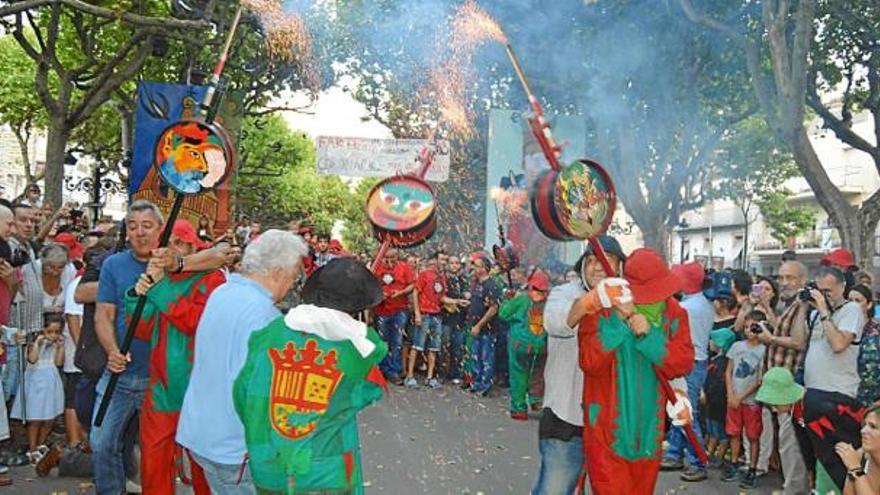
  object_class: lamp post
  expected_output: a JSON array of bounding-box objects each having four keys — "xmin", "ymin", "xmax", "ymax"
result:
[
  {"xmin": 64, "ymin": 160, "xmax": 126, "ymax": 222},
  {"xmin": 677, "ymin": 219, "xmax": 690, "ymax": 263}
]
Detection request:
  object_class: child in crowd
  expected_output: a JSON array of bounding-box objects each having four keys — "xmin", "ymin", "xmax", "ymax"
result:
[
  {"xmin": 704, "ymin": 328, "xmax": 736, "ymax": 468},
  {"xmin": 10, "ymin": 314, "xmax": 65, "ymax": 464},
  {"xmin": 722, "ymin": 310, "xmax": 768, "ymax": 488},
  {"xmin": 755, "ymin": 367, "xmax": 810, "ymax": 495}
]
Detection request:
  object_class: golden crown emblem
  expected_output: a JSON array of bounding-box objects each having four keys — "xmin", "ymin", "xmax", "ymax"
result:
[{"xmin": 268, "ymin": 339, "xmax": 344, "ymax": 440}]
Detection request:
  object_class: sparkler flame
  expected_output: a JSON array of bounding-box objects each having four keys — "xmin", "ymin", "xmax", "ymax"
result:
[
  {"xmin": 241, "ymin": 0, "xmax": 314, "ymax": 66},
  {"xmin": 451, "ymin": 0, "xmax": 509, "ymax": 48},
  {"xmin": 426, "ymin": 0, "xmax": 508, "ymax": 138}
]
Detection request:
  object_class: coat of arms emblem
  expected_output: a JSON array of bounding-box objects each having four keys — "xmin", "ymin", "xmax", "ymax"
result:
[{"xmin": 268, "ymin": 339, "xmax": 343, "ymax": 439}]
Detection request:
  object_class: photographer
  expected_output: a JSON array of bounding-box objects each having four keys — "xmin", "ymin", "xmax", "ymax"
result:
[{"xmin": 801, "ymin": 266, "xmax": 866, "ymax": 493}]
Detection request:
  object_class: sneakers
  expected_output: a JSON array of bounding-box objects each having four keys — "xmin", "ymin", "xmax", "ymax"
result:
[
  {"xmin": 426, "ymin": 378, "xmax": 441, "ymax": 389},
  {"xmin": 739, "ymin": 469, "xmax": 757, "ymax": 489},
  {"xmin": 660, "ymin": 458, "xmax": 684, "ymax": 471},
  {"xmin": 721, "ymin": 463, "xmax": 742, "ymax": 482},
  {"xmin": 680, "ymin": 465, "xmax": 708, "ymax": 482},
  {"xmin": 126, "ymin": 479, "xmax": 143, "ymax": 494},
  {"xmin": 404, "ymin": 376, "xmax": 418, "ymax": 388},
  {"xmin": 36, "ymin": 443, "xmax": 64, "ymax": 477},
  {"xmin": 451, "ymin": 378, "xmax": 462, "ymax": 385},
  {"xmin": 510, "ymin": 411, "xmax": 529, "ymax": 421}
]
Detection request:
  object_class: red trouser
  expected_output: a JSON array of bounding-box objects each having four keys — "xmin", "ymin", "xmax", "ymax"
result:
[
  {"xmin": 584, "ymin": 438, "xmax": 661, "ymax": 495},
  {"xmin": 141, "ymin": 406, "xmax": 210, "ymax": 495}
]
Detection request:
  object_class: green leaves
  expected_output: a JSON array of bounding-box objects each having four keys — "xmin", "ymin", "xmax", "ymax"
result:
[{"xmin": 757, "ymin": 190, "xmax": 818, "ymax": 245}]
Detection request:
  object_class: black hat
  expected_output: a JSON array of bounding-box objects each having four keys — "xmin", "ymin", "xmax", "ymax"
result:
[
  {"xmin": 302, "ymin": 257, "xmax": 383, "ymax": 314},
  {"xmin": 574, "ymin": 235, "xmax": 626, "ymax": 274}
]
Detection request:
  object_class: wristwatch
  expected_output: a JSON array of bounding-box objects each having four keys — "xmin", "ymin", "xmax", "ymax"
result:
[{"xmin": 847, "ymin": 466, "xmax": 866, "ymax": 481}]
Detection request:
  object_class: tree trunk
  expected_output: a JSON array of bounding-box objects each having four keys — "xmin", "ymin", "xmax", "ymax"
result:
[
  {"xmin": 640, "ymin": 221, "xmax": 672, "ymax": 261},
  {"xmin": 44, "ymin": 119, "xmax": 70, "ymax": 208},
  {"xmin": 11, "ymin": 127, "xmax": 33, "ymax": 183}
]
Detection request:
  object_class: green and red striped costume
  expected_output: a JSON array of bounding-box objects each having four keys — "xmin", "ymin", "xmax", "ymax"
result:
[
  {"xmin": 578, "ymin": 298, "xmax": 694, "ymax": 495},
  {"xmin": 127, "ymin": 270, "xmax": 226, "ymax": 494}
]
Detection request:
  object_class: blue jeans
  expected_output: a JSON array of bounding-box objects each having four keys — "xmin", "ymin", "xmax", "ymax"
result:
[
  {"xmin": 376, "ymin": 311, "xmax": 408, "ymax": 379},
  {"xmin": 414, "ymin": 314, "xmax": 442, "ymax": 352},
  {"xmin": 190, "ymin": 451, "xmax": 256, "ymax": 495},
  {"xmin": 665, "ymin": 359, "xmax": 708, "ymax": 468},
  {"xmin": 90, "ymin": 371, "xmax": 147, "ymax": 495},
  {"xmin": 2, "ymin": 343, "xmax": 21, "ymax": 402},
  {"xmin": 442, "ymin": 321, "xmax": 466, "ymax": 379},
  {"xmin": 532, "ymin": 437, "xmax": 584, "ymax": 495},
  {"xmin": 470, "ymin": 332, "xmax": 495, "ymax": 392}
]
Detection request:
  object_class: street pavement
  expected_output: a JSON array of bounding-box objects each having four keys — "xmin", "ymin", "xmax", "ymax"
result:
[{"xmin": 9, "ymin": 381, "xmax": 786, "ymax": 494}]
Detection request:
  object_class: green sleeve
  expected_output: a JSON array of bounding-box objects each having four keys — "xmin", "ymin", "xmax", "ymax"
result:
[
  {"xmin": 597, "ymin": 314, "xmax": 633, "ymax": 351},
  {"xmin": 634, "ymin": 325, "xmax": 669, "ymax": 366},
  {"xmin": 123, "ymin": 290, "xmax": 159, "ymax": 337},
  {"xmin": 366, "ymin": 327, "xmax": 388, "ymax": 366},
  {"xmin": 499, "ymin": 294, "xmax": 529, "ymax": 322},
  {"xmin": 143, "ymin": 274, "xmax": 204, "ymax": 312}
]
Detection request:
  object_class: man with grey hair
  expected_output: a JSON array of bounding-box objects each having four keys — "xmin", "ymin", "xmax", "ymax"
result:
[
  {"xmin": 755, "ymin": 260, "xmax": 809, "ymax": 494},
  {"xmin": 801, "ymin": 265, "xmax": 865, "ymax": 492},
  {"xmin": 177, "ymin": 229, "xmax": 307, "ymax": 494},
  {"xmin": 90, "ymin": 200, "xmax": 234, "ymax": 494}
]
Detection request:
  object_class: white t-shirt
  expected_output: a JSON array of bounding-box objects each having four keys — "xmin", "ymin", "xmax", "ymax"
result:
[
  {"xmin": 804, "ymin": 301, "xmax": 866, "ymax": 398},
  {"xmin": 62, "ymin": 276, "xmax": 83, "ymax": 373},
  {"xmin": 541, "ymin": 281, "xmax": 586, "ymax": 427}
]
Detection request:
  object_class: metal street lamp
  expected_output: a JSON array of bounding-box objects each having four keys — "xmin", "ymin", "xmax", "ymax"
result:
[{"xmin": 64, "ymin": 159, "xmax": 126, "ymax": 221}]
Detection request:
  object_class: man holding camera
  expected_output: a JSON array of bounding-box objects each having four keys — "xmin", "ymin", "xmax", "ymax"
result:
[{"xmin": 800, "ymin": 266, "xmax": 865, "ymax": 493}]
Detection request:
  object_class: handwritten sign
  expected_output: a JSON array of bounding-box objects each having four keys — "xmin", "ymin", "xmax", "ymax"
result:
[{"xmin": 316, "ymin": 136, "xmax": 450, "ymax": 182}]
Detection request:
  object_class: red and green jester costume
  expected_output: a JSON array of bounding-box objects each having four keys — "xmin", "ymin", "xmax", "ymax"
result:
[
  {"xmin": 578, "ymin": 248, "xmax": 694, "ymax": 495},
  {"xmin": 126, "ymin": 269, "xmax": 226, "ymax": 495}
]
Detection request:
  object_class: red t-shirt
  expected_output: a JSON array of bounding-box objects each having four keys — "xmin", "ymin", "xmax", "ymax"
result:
[
  {"xmin": 373, "ymin": 261, "xmax": 416, "ymax": 316},
  {"xmin": 416, "ymin": 268, "xmax": 446, "ymax": 315}
]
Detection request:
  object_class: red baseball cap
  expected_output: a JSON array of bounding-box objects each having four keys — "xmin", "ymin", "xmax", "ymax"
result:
[
  {"xmin": 820, "ymin": 248, "xmax": 857, "ymax": 270},
  {"xmin": 624, "ymin": 248, "xmax": 681, "ymax": 305},
  {"xmin": 53, "ymin": 232, "xmax": 84, "ymax": 260},
  {"xmin": 671, "ymin": 262, "xmax": 705, "ymax": 295},
  {"xmin": 172, "ymin": 220, "xmax": 212, "ymax": 250},
  {"xmin": 527, "ymin": 270, "xmax": 550, "ymax": 302}
]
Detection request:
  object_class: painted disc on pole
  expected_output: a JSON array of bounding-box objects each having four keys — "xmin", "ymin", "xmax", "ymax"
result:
[
  {"xmin": 153, "ymin": 119, "xmax": 236, "ymax": 194},
  {"xmin": 366, "ymin": 175, "xmax": 437, "ymax": 247},
  {"xmin": 530, "ymin": 158, "xmax": 616, "ymax": 241}
]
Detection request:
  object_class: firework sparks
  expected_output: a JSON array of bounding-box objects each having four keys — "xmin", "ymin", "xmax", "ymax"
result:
[
  {"xmin": 425, "ymin": 0, "xmax": 508, "ymax": 138},
  {"xmin": 242, "ymin": 0, "xmax": 313, "ymax": 63},
  {"xmin": 451, "ymin": 0, "xmax": 508, "ymax": 48}
]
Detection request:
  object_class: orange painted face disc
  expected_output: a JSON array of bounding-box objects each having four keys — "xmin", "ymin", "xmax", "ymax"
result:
[{"xmin": 154, "ymin": 119, "xmax": 235, "ymax": 194}]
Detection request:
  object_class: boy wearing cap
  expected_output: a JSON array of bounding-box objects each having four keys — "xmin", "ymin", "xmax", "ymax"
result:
[
  {"xmin": 579, "ymin": 248, "xmax": 695, "ymax": 495},
  {"xmin": 755, "ymin": 367, "xmax": 810, "ymax": 495},
  {"xmin": 499, "ymin": 270, "xmax": 549, "ymax": 420},
  {"xmin": 704, "ymin": 328, "xmax": 735, "ymax": 468},
  {"xmin": 233, "ymin": 258, "xmax": 388, "ymax": 494},
  {"xmin": 128, "ymin": 219, "xmax": 226, "ymax": 494}
]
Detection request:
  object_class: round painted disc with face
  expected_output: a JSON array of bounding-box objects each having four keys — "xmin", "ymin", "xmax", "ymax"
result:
[
  {"xmin": 154, "ymin": 120, "xmax": 234, "ymax": 194},
  {"xmin": 553, "ymin": 159, "xmax": 616, "ymax": 239},
  {"xmin": 366, "ymin": 176, "xmax": 436, "ymax": 232}
]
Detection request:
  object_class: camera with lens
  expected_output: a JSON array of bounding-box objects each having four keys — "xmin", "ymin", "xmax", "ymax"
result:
[
  {"xmin": 0, "ymin": 239, "xmax": 31, "ymax": 268},
  {"xmin": 798, "ymin": 281, "xmax": 818, "ymax": 302},
  {"xmin": 750, "ymin": 323, "xmax": 764, "ymax": 334}
]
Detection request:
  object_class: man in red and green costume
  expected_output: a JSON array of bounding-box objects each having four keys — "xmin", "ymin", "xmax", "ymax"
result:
[
  {"xmin": 128, "ymin": 220, "xmax": 227, "ymax": 494},
  {"xmin": 234, "ymin": 257, "xmax": 388, "ymax": 494},
  {"xmin": 499, "ymin": 269, "xmax": 549, "ymax": 420},
  {"xmin": 579, "ymin": 248, "xmax": 695, "ymax": 495}
]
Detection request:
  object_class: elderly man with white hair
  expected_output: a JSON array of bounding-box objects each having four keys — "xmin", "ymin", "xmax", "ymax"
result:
[{"xmin": 177, "ymin": 229, "xmax": 308, "ymax": 494}]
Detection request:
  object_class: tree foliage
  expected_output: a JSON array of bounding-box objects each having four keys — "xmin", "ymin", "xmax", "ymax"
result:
[
  {"xmin": 0, "ymin": 0, "xmax": 317, "ymax": 206},
  {"xmin": 236, "ymin": 113, "xmax": 353, "ymax": 235},
  {"xmin": 758, "ymin": 190, "xmax": 818, "ymax": 246}
]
